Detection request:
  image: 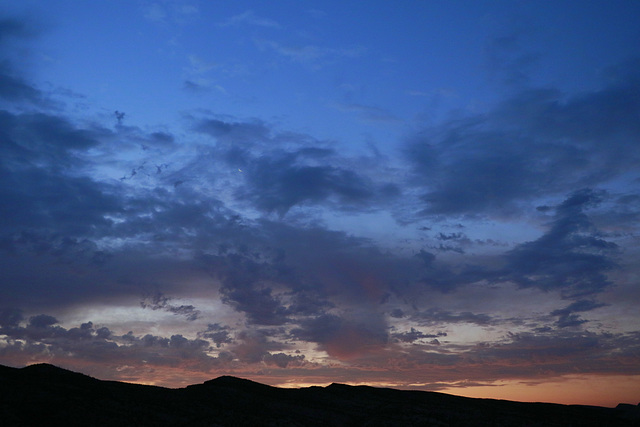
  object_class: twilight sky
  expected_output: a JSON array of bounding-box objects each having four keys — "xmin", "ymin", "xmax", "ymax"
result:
[{"xmin": 1, "ymin": 0, "xmax": 639, "ymax": 407}]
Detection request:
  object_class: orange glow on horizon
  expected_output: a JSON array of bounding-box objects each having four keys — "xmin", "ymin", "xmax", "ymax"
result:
[
  {"xmin": 12, "ymin": 356, "xmax": 639, "ymax": 407},
  {"xmin": 440, "ymin": 375, "xmax": 640, "ymax": 407},
  {"xmin": 272, "ymin": 375, "xmax": 640, "ymax": 408}
]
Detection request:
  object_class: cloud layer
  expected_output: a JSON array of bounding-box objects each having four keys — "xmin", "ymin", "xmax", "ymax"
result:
[{"xmin": 0, "ymin": 5, "xmax": 639, "ymax": 404}]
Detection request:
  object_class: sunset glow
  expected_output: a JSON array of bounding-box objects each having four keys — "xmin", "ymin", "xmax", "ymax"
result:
[{"xmin": 1, "ymin": 1, "xmax": 639, "ymax": 407}]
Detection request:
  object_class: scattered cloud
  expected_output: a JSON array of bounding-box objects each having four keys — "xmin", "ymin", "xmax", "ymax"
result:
[
  {"xmin": 1, "ymin": 5, "xmax": 639, "ymax": 401},
  {"xmin": 255, "ymin": 39, "xmax": 365, "ymax": 67},
  {"xmin": 142, "ymin": 1, "xmax": 199, "ymax": 24},
  {"xmin": 334, "ymin": 102, "xmax": 400, "ymax": 124},
  {"xmin": 503, "ymin": 189, "xmax": 618, "ymax": 298},
  {"xmin": 405, "ymin": 61, "xmax": 640, "ymax": 217},
  {"xmin": 218, "ymin": 10, "xmax": 281, "ymax": 29}
]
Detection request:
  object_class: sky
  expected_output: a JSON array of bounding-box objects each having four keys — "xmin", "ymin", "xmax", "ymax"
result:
[{"xmin": 1, "ymin": 0, "xmax": 639, "ymax": 407}]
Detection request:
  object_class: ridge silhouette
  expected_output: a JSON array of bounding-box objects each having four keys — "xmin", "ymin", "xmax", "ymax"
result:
[{"xmin": 1, "ymin": 363, "xmax": 638, "ymax": 426}]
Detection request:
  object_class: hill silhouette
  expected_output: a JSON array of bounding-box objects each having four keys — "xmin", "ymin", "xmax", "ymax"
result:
[{"xmin": 0, "ymin": 363, "xmax": 638, "ymax": 426}]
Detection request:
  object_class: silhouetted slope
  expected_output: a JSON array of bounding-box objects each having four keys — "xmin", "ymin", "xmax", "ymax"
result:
[{"xmin": 0, "ymin": 363, "xmax": 638, "ymax": 426}]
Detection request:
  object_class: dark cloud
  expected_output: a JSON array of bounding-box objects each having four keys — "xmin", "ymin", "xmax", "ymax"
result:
[
  {"xmin": 484, "ymin": 25, "xmax": 539, "ymax": 87},
  {"xmin": 28, "ymin": 314, "xmax": 58, "ymax": 328},
  {"xmin": 414, "ymin": 254, "xmax": 496, "ymax": 294},
  {"xmin": 223, "ymin": 286, "xmax": 289, "ymax": 326},
  {"xmin": 140, "ymin": 292, "xmax": 201, "ymax": 321},
  {"xmin": 436, "ymin": 232, "xmax": 465, "ymax": 241},
  {"xmin": 335, "ymin": 102, "xmax": 399, "ymax": 124},
  {"xmin": 0, "ymin": 314, "xmax": 222, "ymax": 375},
  {"xmin": 392, "ymin": 327, "xmax": 446, "ymax": 343},
  {"xmin": 190, "ymin": 115, "xmax": 400, "ymax": 215},
  {"xmin": 430, "ymin": 243, "xmax": 465, "ymax": 254},
  {"xmin": 150, "ymin": 131, "xmax": 174, "ymax": 145},
  {"xmin": 229, "ymin": 329, "xmax": 292, "ymax": 365},
  {"xmin": 199, "ymin": 323, "xmax": 233, "ymax": 348},
  {"xmin": 496, "ymin": 71, "xmax": 640, "ymax": 151},
  {"xmin": 290, "ymin": 314, "xmax": 388, "ymax": 359},
  {"xmin": 194, "ymin": 117, "xmax": 271, "ymax": 146},
  {"xmin": 0, "ymin": 18, "xmax": 34, "ymax": 41},
  {"xmin": 414, "ymin": 309, "xmax": 493, "ymax": 326},
  {"xmin": 551, "ymin": 299, "xmax": 608, "ymax": 317},
  {"xmin": 553, "ymin": 314, "xmax": 587, "ymax": 329},
  {"xmin": 405, "ymin": 125, "xmax": 544, "ymax": 216},
  {"xmin": 241, "ymin": 152, "xmax": 379, "ymax": 215},
  {"xmin": 405, "ymin": 58, "xmax": 640, "ymax": 217},
  {"xmin": 389, "ymin": 308, "xmax": 405, "ymax": 319},
  {"xmin": 262, "ymin": 352, "xmax": 305, "ymax": 368},
  {"xmin": 0, "ymin": 171, "xmax": 119, "ymax": 237},
  {"xmin": 194, "ymin": 221, "xmax": 433, "ymax": 325},
  {"xmin": 197, "ymin": 250, "xmax": 290, "ymax": 326},
  {"xmin": 469, "ymin": 330, "xmax": 640, "ymax": 377},
  {"xmin": 183, "ymin": 80, "xmax": 209, "ymax": 93},
  {"xmin": 0, "ymin": 307, "xmax": 23, "ymax": 327},
  {"xmin": 503, "ymin": 189, "xmax": 618, "ymax": 297},
  {"xmin": 0, "ymin": 110, "xmax": 123, "ymax": 246},
  {"xmin": 378, "ymin": 330, "xmax": 640, "ymax": 386},
  {"xmin": 0, "ymin": 61, "xmax": 44, "ymax": 104},
  {"xmin": 551, "ymin": 299, "xmax": 608, "ymax": 329},
  {"xmin": 0, "ymin": 111, "xmax": 110, "ymax": 167},
  {"xmin": 0, "ymin": 18, "xmax": 48, "ymax": 107}
]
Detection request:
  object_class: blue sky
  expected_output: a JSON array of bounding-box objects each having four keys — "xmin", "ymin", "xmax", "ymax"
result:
[{"xmin": 1, "ymin": 1, "xmax": 640, "ymax": 406}]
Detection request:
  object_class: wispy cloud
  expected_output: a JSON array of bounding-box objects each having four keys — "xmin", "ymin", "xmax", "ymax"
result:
[
  {"xmin": 334, "ymin": 102, "xmax": 400, "ymax": 124},
  {"xmin": 255, "ymin": 39, "xmax": 365, "ymax": 67},
  {"xmin": 142, "ymin": 1, "xmax": 199, "ymax": 24},
  {"xmin": 218, "ymin": 10, "xmax": 280, "ymax": 29}
]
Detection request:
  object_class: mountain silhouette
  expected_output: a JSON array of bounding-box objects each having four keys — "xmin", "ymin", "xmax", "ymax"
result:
[{"xmin": 0, "ymin": 363, "xmax": 638, "ymax": 426}]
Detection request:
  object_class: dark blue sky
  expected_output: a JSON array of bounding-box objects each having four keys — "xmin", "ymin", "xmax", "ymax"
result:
[{"xmin": 1, "ymin": 1, "xmax": 639, "ymax": 406}]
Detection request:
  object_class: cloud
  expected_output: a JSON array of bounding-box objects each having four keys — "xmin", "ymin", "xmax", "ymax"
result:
[
  {"xmin": 392, "ymin": 327, "xmax": 446, "ymax": 343},
  {"xmin": 0, "ymin": 313, "xmax": 220, "ymax": 375},
  {"xmin": 3, "ymin": 309, "xmax": 638, "ymax": 388},
  {"xmin": 484, "ymin": 26, "xmax": 539, "ymax": 87},
  {"xmin": 222, "ymin": 285, "xmax": 289, "ymax": 326},
  {"xmin": 261, "ymin": 352, "xmax": 304, "ymax": 368},
  {"xmin": 142, "ymin": 1, "xmax": 199, "ymax": 24},
  {"xmin": 503, "ymin": 189, "xmax": 618, "ymax": 297},
  {"xmin": 28, "ymin": 314, "xmax": 58, "ymax": 328},
  {"xmin": 218, "ymin": 11, "xmax": 280, "ymax": 29},
  {"xmin": 0, "ymin": 18, "xmax": 35, "ymax": 41},
  {"xmin": 255, "ymin": 39, "xmax": 365, "ymax": 67},
  {"xmin": 0, "ymin": 61, "xmax": 44, "ymax": 105},
  {"xmin": 0, "ymin": 7, "xmax": 638, "ymax": 394},
  {"xmin": 0, "ymin": 111, "xmax": 111, "ymax": 165},
  {"xmin": 240, "ymin": 152, "xmax": 380, "ymax": 215},
  {"xmin": 183, "ymin": 79, "xmax": 226, "ymax": 94},
  {"xmin": 0, "ymin": 18, "xmax": 49, "ymax": 107},
  {"xmin": 199, "ymin": 323, "xmax": 233, "ymax": 348},
  {"xmin": 405, "ymin": 124, "xmax": 544, "ymax": 216},
  {"xmin": 414, "ymin": 309, "xmax": 494, "ymax": 326},
  {"xmin": 191, "ymin": 115, "xmax": 400, "ymax": 216},
  {"xmin": 229, "ymin": 329, "xmax": 292, "ymax": 365},
  {"xmin": 334, "ymin": 102, "xmax": 399, "ymax": 124},
  {"xmin": 405, "ymin": 58, "xmax": 640, "ymax": 217},
  {"xmin": 0, "ymin": 307, "xmax": 23, "ymax": 327},
  {"xmin": 550, "ymin": 299, "xmax": 608, "ymax": 329},
  {"xmin": 140, "ymin": 292, "xmax": 201, "ymax": 321},
  {"xmin": 193, "ymin": 116, "xmax": 271, "ymax": 147},
  {"xmin": 0, "ymin": 169, "xmax": 120, "ymax": 238},
  {"xmin": 470, "ymin": 330, "xmax": 640, "ymax": 377},
  {"xmin": 290, "ymin": 314, "xmax": 388, "ymax": 359}
]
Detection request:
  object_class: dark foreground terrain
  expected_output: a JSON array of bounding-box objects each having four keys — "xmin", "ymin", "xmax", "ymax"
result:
[{"xmin": 0, "ymin": 364, "xmax": 638, "ymax": 426}]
